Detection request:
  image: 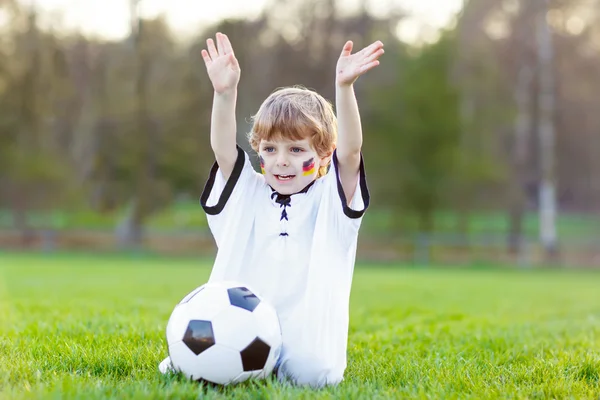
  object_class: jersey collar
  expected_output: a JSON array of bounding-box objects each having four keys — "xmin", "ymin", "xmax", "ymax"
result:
[{"xmin": 269, "ymin": 179, "xmax": 316, "ymax": 206}]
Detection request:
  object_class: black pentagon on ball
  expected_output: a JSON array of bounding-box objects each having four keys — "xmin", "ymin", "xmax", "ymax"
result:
[
  {"xmin": 227, "ymin": 287, "xmax": 261, "ymax": 312},
  {"xmin": 240, "ymin": 337, "xmax": 271, "ymax": 371},
  {"xmin": 182, "ymin": 320, "xmax": 215, "ymax": 355}
]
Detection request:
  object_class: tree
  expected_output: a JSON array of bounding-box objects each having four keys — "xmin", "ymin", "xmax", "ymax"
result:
[
  {"xmin": 366, "ymin": 33, "xmax": 465, "ymax": 232},
  {"xmin": 536, "ymin": 0, "xmax": 559, "ymax": 260},
  {"xmin": 0, "ymin": 3, "xmax": 75, "ymax": 235}
]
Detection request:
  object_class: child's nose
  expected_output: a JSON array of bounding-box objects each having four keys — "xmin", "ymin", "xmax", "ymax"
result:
[{"xmin": 276, "ymin": 154, "xmax": 289, "ymax": 166}]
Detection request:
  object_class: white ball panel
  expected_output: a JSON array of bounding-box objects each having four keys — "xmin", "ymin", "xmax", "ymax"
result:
[
  {"xmin": 211, "ymin": 306, "xmax": 259, "ymax": 351},
  {"xmin": 168, "ymin": 340, "xmax": 200, "ymax": 378},
  {"xmin": 184, "ymin": 286, "xmax": 230, "ymax": 320},
  {"xmin": 166, "ymin": 303, "xmax": 192, "ymax": 345},
  {"xmin": 252, "ymin": 302, "xmax": 283, "ymax": 348},
  {"xmin": 178, "ymin": 284, "xmax": 206, "ymax": 304},
  {"xmin": 193, "ymin": 344, "xmax": 244, "ymax": 385},
  {"xmin": 251, "ymin": 302, "xmax": 282, "ymax": 377},
  {"xmin": 231, "ymin": 370, "xmax": 262, "ymax": 384}
]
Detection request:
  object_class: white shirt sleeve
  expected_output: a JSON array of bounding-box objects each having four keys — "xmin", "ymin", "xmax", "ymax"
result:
[
  {"xmin": 320, "ymin": 149, "xmax": 370, "ymax": 247},
  {"xmin": 200, "ymin": 146, "xmax": 264, "ymax": 248}
]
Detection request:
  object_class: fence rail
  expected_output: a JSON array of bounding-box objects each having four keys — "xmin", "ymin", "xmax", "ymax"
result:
[{"xmin": 1, "ymin": 229, "xmax": 599, "ymax": 268}]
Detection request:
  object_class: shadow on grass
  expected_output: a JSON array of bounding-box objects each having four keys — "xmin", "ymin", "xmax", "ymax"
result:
[{"xmin": 157, "ymin": 369, "xmax": 286, "ymax": 395}]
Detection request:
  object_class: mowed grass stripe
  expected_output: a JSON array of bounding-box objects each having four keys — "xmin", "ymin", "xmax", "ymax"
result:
[{"xmin": 1, "ymin": 253, "xmax": 600, "ymax": 399}]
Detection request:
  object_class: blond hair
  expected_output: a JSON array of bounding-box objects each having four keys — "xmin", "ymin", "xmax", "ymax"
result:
[{"xmin": 247, "ymin": 86, "xmax": 337, "ymax": 177}]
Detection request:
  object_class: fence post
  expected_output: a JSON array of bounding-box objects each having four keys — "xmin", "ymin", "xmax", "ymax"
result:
[
  {"xmin": 41, "ymin": 229, "xmax": 56, "ymax": 252},
  {"xmin": 414, "ymin": 233, "xmax": 430, "ymax": 266}
]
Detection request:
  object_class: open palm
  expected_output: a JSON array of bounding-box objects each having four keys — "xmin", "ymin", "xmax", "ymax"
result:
[
  {"xmin": 336, "ymin": 40, "xmax": 384, "ymax": 86},
  {"xmin": 201, "ymin": 33, "xmax": 240, "ymax": 94}
]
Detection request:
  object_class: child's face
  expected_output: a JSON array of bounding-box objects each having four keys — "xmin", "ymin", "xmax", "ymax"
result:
[{"xmin": 258, "ymin": 138, "xmax": 327, "ymax": 194}]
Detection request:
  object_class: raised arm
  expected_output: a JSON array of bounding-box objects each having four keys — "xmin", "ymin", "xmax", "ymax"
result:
[
  {"xmin": 335, "ymin": 40, "xmax": 384, "ymax": 204},
  {"xmin": 201, "ymin": 32, "xmax": 241, "ymax": 180}
]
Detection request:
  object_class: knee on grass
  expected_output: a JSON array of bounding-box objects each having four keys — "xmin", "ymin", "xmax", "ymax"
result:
[{"xmin": 276, "ymin": 355, "xmax": 342, "ymax": 389}]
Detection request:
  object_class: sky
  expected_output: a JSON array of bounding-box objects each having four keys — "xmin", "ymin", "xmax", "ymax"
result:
[{"xmin": 26, "ymin": 0, "xmax": 464, "ymax": 43}]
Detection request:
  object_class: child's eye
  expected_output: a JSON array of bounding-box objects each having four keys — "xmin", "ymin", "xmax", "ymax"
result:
[
  {"xmin": 291, "ymin": 147, "xmax": 303, "ymax": 153},
  {"xmin": 264, "ymin": 147, "xmax": 275, "ymax": 152}
]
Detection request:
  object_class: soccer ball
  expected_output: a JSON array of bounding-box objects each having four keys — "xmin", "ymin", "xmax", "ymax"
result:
[{"xmin": 165, "ymin": 280, "xmax": 283, "ymax": 385}]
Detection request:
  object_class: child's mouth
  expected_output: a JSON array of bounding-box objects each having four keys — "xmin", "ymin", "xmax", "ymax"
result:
[{"xmin": 275, "ymin": 174, "xmax": 295, "ymax": 182}]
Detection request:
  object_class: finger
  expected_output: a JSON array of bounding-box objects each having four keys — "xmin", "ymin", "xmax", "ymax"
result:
[
  {"xmin": 229, "ymin": 53, "xmax": 239, "ymax": 69},
  {"xmin": 221, "ymin": 33, "xmax": 234, "ymax": 55},
  {"xmin": 363, "ymin": 48, "xmax": 384, "ymax": 64},
  {"xmin": 340, "ymin": 40, "xmax": 353, "ymax": 57},
  {"xmin": 201, "ymin": 49, "xmax": 212, "ymax": 66},
  {"xmin": 360, "ymin": 60, "xmax": 380, "ymax": 74},
  {"xmin": 362, "ymin": 41, "xmax": 383, "ymax": 57},
  {"xmin": 359, "ymin": 40, "xmax": 384, "ymax": 57},
  {"xmin": 216, "ymin": 32, "xmax": 225, "ymax": 55},
  {"xmin": 207, "ymin": 38, "xmax": 219, "ymax": 59}
]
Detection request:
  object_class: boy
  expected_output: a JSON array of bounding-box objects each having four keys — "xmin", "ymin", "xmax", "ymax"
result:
[{"xmin": 160, "ymin": 32, "xmax": 384, "ymax": 388}]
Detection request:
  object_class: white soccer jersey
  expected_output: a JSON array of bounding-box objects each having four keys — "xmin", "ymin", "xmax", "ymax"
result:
[{"xmin": 200, "ymin": 145, "xmax": 370, "ymax": 384}]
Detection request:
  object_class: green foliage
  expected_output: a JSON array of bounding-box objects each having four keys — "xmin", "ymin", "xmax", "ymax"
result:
[
  {"xmin": 0, "ymin": 16, "xmax": 80, "ymax": 212},
  {"xmin": 366, "ymin": 34, "xmax": 465, "ymax": 231},
  {"xmin": 0, "ymin": 3, "xmax": 597, "ymax": 244},
  {"xmin": 1, "ymin": 253, "xmax": 600, "ymax": 398}
]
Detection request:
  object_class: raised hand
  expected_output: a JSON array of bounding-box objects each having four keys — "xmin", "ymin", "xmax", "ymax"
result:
[
  {"xmin": 201, "ymin": 32, "xmax": 241, "ymax": 94},
  {"xmin": 336, "ymin": 40, "xmax": 384, "ymax": 87}
]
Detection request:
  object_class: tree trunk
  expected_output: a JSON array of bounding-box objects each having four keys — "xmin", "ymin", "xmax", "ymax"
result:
[
  {"xmin": 418, "ymin": 206, "xmax": 435, "ymax": 234},
  {"xmin": 508, "ymin": 65, "xmax": 533, "ymax": 257},
  {"xmin": 536, "ymin": 0, "xmax": 559, "ymax": 261},
  {"xmin": 115, "ymin": 199, "xmax": 144, "ymax": 248},
  {"xmin": 14, "ymin": 7, "xmax": 40, "ymax": 247},
  {"xmin": 119, "ymin": 4, "xmax": 155, "ymax": 248}
]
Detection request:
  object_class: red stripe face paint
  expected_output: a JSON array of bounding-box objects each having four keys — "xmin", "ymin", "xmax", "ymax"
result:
[
  {"xmin": 259, "ymin": 155, "xmax": 265, "ymax": 174},
  {"xmin": 302, "ymin": 158, "xmax": 315, "ymax": 176}
]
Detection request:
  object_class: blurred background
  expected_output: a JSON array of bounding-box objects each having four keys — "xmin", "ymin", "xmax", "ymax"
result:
[{"xmin": 0, "ymin": 0, "xmax": 598, "ymax": 268}]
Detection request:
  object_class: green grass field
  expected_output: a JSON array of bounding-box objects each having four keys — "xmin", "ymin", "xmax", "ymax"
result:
[{"xmin": 2, "ymin": 253, "xmax": 600, "ymax": 399}]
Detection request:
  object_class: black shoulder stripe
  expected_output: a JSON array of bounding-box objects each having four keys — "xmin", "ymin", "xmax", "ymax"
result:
[
  {"xmin": 200, "ymin": 146, "xmax": 246, "ymax": 215},
  {"xmin": 332, "ymin": 150, "xmax": 370, "ymax": 219}
]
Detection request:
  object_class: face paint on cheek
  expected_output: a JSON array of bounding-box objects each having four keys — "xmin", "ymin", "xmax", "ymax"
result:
[
  {"xmin": 302, "ymin": 158, "xmax": 316, "ymax": 176},
  {"xmin": 259, "ymin": 155, "xmax": 265, "ymax": 174}
]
